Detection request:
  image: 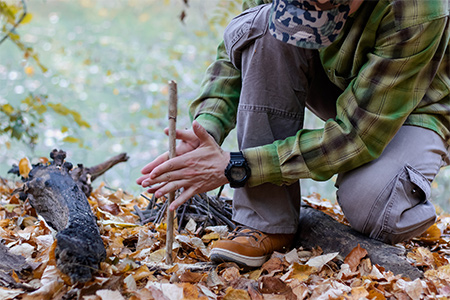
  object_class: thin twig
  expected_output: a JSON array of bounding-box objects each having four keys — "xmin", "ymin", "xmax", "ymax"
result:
[
  {"xmin": 0, "ymin": 0, "xmax": 27, "ymax": 46},
  {"xmin": 166, "ymin": 80, "xmax": 178, "ymax": 265}
]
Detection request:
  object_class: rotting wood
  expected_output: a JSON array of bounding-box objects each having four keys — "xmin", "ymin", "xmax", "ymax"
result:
[
  {"xmin": 71, "ymin": 152, "xmax": 129, "ymax": 198},
  {"xmin": 12, "ymin": 149, "xmax": 128, "ymax": 283},
  {"xmin": 8, "ymin": 152, "xmax": 129, "ymax": 199},
  {"xmin": 296, "ymin": 204, "xmax": 423, "ymax": 280}
]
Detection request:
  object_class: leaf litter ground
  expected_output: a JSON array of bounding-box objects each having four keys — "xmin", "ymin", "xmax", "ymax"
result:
[{"xmin": 0, "ymin": 179, "xmax": 450, "ymax": 300}]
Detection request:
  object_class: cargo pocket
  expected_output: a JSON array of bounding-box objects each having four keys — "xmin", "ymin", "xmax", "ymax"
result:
[
  {"xmin": 374, "ymin": 164, "xmax": 436, "ymax": 244},
  {"xmin": 223, "ymin": 4, "xmax": 271, "ymax": 70}
]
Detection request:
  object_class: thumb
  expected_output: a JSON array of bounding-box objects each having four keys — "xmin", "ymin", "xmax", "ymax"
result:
[{"xmin": 192, "ymin": 120, "xmax": 213, "ymax": 144}]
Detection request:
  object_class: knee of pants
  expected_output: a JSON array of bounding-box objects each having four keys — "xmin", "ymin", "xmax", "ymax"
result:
[{"xmin": 337, "ymin": 164, "xmax": 437, "ymax": 244}]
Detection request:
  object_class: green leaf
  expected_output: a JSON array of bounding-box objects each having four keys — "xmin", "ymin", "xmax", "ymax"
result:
[{"xmin": 11, "ymin": 124, "xmax": 24, "ymax": 140}]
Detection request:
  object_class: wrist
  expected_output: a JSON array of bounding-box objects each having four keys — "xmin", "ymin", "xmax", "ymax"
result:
[{"xmin": 224, "ymin": 151, "xmax": 251, "ymax": 188}]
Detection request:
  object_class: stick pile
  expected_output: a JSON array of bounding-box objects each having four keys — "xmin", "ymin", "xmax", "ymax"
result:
[{"xmin": 134, "ymin": 192, "xmax": 235, "ymax": 235}]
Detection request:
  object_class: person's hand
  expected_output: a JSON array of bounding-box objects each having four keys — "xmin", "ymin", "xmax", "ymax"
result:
[
  {"xmin": 136, "ymin": 120, "xmax": 230, "ymax": 211},
  {"xmin": 136, "ymin": 124, "xmax": 201, "ymax": 186}
]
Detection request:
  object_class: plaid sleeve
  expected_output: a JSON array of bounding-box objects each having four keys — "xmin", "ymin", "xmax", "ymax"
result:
[
  {"xmin": 189, "ymin": 41, "xmax": 242, "ymax": 145},
  {"xmin": 244, "ymin": 2, "xmax": 450, "ymax": 187}
]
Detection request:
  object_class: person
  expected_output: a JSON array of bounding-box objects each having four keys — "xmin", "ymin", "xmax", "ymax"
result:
[{"xmin": 137, "ymin": 0, "xmax": 450, "ymax": 268}]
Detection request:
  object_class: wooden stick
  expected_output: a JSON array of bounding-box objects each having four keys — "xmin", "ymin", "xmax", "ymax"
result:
[{"xmin": 166, "ymin": 80, "xmax": 178, "ymax": 265}]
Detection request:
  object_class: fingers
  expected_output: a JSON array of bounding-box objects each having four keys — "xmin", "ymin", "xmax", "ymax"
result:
[
  {"xmin": 136, "ymin": 174, "xmax": 150, "ymax": 185},
  {"xmin": 140, "ymin": 151, "xmax": 170, "ymax": 175},
  {"xmin": 168, "ymin": 187, "xmax": 196, "ymax": 211},
  {"xmin": 192, "ymin": 120, "xmax": 214, "ymax": 144}
]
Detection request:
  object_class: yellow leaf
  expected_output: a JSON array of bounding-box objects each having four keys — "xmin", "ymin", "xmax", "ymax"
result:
[
  {"xmin": 131, "ymin": 265, "xmax": 154, "ymax": 282},
  {"xmin": 349, "ymin": 286, "xmax": 369, "ymax": 300},
  {"xmin": 21, "ymin": 13, "xmax": 33, "ymax": 24},
  {"xmin": 5, "ymin": 142, "xmax": 11, "ymax": 149},
  {"xmin": 35, "ymin": 104, "xmax": 47, "ymax": 115},
  {"xmin": 61, "ymin": 126, "xmax": 68, "ymax": 133},
  {"xmin": 63, "ymin": 136, "xmax": 79, "ymax": 143},
  {"xmin": 19, "ymin": 157, "xmax": 32, "ymax": 179},
  {"xmin": 113, "ymin": 88, "xmax": 119, "ymax": 95},
  {"xmin": 417, "ymin": 223, "xmax": 441, "ymax": 243},
  {"xmin": 289, "ymin": 263, "xmax": 317, "ymax": 281},
  {"xmin": 223, "ymin": 287, "xmax": 251, "ymax": 300},
  {"xmin": 2, "ymin": 104, "xmax": 14, "ymax": 115},
  {"xmin": 8, "ymin": 32, "xmax": 20, "ymax": 41}
]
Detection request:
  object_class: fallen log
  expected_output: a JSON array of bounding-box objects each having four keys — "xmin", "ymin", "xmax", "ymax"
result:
[
  {"xmin": 13, "ymin": 149, "xmax": 128, "ymax": 283},
  {"xmin": 296, "ymin": 204, "xmax": 423, "ymax": 280},
  {"xmin": 71, "ymin": 152, "xmax": 129, "ymax": 198}
]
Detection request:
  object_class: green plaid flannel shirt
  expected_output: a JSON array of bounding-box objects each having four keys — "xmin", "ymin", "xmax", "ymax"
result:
[{"xmin": 190, "ymin": 0, "xmax": 450, "ymax": 187}]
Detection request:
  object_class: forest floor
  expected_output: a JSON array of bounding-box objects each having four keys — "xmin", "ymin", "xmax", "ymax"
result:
[{"xmin": 0, "ymin": 178, "xmax": 450, "ymax": 300}]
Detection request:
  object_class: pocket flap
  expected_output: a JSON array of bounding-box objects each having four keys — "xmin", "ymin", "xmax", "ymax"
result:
[{"xmin": 405, "ymin": 164, "xmax": 431, "ymax": 200}]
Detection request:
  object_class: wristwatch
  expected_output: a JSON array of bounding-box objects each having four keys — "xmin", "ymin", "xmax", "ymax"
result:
[{"xmin": 224, "ymin": 151, "xmax": 251, "ymax": 188}]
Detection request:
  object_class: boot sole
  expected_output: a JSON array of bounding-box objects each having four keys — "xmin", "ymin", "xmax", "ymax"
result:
[{"xmin": 209, "ymin": 248, "xmax": 268, "ymax": 268}]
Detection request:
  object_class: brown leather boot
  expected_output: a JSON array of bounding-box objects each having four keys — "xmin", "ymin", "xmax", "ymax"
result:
[{"xmin": 209, "ymin": 226, "xmax": 294, "ymax": 268}]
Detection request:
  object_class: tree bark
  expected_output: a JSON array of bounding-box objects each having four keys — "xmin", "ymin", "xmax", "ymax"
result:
[
  {"xmin": 295, "ymin": 204, "xmax": 423, "ymax": 280},
  {"xmin": 13, "ymin": 149, "xmax": 128, "ymax": 283}
]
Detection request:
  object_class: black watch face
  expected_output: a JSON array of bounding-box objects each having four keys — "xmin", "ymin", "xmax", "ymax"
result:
[{"xmin": 230, "ymin": 166, "xmax": 246, "ymax": 181}]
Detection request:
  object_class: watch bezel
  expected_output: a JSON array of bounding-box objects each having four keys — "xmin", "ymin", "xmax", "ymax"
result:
[{"xmin": 225, "ymin": 151, "xmax": 251, "ymax": 188}]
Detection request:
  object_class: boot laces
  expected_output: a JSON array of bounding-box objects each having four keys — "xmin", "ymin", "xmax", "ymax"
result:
[{"xmin": 229, "ymin": 226, "xmax": 264, "ymax": 242}]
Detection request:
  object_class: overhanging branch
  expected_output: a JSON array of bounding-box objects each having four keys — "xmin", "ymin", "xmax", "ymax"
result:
[{"xmin": 0, "ymin": 0, "xmax": 27, "ymax": 46}]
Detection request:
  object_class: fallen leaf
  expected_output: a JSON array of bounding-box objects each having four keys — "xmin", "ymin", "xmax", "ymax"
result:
[
  {"xmin": 306, "ymin": 252, "xmax": 338, "ymax": 270},
  {"xmin": 124, "ymin": 274, "xmax": 137, "ymax": 291},
  {"xmin": 348, "ymin": 286, "xmax": 369, "ymax": 300},
  {"xmin": 407, "ymin": 247, "xmax": 436, "ymax": 268},
  {"xmin": 19, "ymin": 157, "xmax": 32, "ymax": 179},
  {"xmin": 182, "ymin": 283, "xmax": 208, "ymax": 300},
  {"xmin": 185, "ymin": 218, "xmax": 197, "ymax": 234},
  {"xmin": 0, "ymin": 288, "xmax": 24, "ymax": 300},
  {"xmin": 417, "ymin": 223, "xmax": 442, "ymax": 243},
  {"xmin": 223, "ymin": 287, "xmax": 251, "ymax": 300},
  {"xmin": 96, "ymin": 289, "xmax": 126, "ymax": 300},
  {"xmin": 396, "ymin": 279, "xmax": 423, "ymax": 300},
  {"xmin": 259, "ymin": 277, "xmax": 291, "ymax": 295},
  {"xmin": 283, "ymin": 249, "xmax": 300, "ymax": 265},
  {"xmin": 179, "ymin": 270, "xmax": 205, "ymax": 283},
  {"xmin": 262, "ymin": 257, "xmax": 284, "ymax": 275},
  {"xmin": 288, "ymin": 280, "xmax": 308, "ymax": 300},
  {"xmin": 288, "ymin": 263, "xmax": 317, "ymax": 282},
  {"xmin": 22, "ymin": 265, "xmax": 64, "ymax": 300},
  {"xmin": 344, "ymin": 244, "xmax": 368, "ymax": 272},
  {"xmin": 222, "ymin": 267, "xmax": 241, "ymax": 282},
  {"xmin": 206, "ymin": 268, "xmax": 224, "ymax": 288}
]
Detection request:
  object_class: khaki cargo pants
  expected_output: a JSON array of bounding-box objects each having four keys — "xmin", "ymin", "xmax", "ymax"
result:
[{"xmin": 223, "ymin": 4, "xmax": 450, "ymax": 244}]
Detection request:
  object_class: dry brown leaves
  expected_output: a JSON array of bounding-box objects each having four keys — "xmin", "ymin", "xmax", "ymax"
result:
[{"xmin": 0, "ymin": 183, "xmax": 450, "ymax": 299}]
